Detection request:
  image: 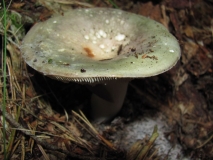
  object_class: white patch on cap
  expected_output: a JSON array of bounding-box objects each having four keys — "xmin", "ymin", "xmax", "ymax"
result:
[
  {"xmin": 98, "ymin": 30, "xmax": 107, "ymax": 38},
  {"xmin": 96, "ymin": 32, "xmax": 101, "ymax": 38},
  {"xmin": 90, "ymin": 29, "xmax": 95, "ymax": 34},
  {"xmin": 53, "ymin": 21, "xmax": 57, "ymax": 23},
  {"xmin": 46, "ymin": 29, "xmax": 52, "ymax": 33},
  {"xmin": 105, "ymin": 19, "xmax": 109, "ymax": 24},
  {"xmin": 92, "ymin": 37, "xmax": 97, "ymax": 40},
  {"xmin": 115, "ymin": 34, "xmax": 126, "ymax": 41},
  {"xmin": 111, "ymin": 46, "xmax": 116, "ymax": 51},
  {"xmin": 99, "ymin": 44, "xmax": 105, "ymax": 49},
  {"xmin": 169, "ymin": 50, "xmax": 174, "ymax": 53},
  {"xmin": 84, "ymin": 35, "xmax": 89, "ymax": 40},
  {"xmin": 105, "ymin": 49, "xmax": 111, "ymax": 53},
  {"xmin": 120, "ymin": 20, "xmax": 124, "ymax": 25},
  {"xmin": 58, "ymin": 48, "xmax": 65, "ymax": 52}
]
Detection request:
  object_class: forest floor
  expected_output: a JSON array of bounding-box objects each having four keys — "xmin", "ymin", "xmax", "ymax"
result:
[{"xmin": 0, "ymin": 0, "xmax": 213, "ymax": 159}]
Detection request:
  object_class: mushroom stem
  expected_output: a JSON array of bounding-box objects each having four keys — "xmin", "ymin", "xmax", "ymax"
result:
[{"xmin": 90, "ymin": 79, "xmax": 129, "ymax": 122}]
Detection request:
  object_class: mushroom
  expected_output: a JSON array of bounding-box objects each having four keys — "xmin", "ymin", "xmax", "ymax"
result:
[{"xmin": 21, "ymin": 8, "xmax": 181, "ymax": 122}]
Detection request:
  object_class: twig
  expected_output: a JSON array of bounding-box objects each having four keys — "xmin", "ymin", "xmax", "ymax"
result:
[{"xmin": 196, "ymin": 134, "xmax": 213, "ymax": 149}]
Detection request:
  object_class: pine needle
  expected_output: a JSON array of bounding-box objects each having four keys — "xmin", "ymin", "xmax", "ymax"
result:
[{"xmin": 2, "ymin": 0, "xmax": 8, "ymax": 159}]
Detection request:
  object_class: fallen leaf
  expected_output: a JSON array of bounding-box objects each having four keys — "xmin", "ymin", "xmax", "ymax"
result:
[{"xmin": 11, "ymin": 2, "xmax": 25, "ymax": 9}]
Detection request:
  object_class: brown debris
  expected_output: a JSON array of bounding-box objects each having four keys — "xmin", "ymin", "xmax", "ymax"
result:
[
  {"xmin": 169, "ymin": 11, "xmax": 182, "ymax": 40},
  {"xmin": 11, "ymin": 2, "xmax": 26, "ymax": 9},
  {"xmin": 186, "ymin": 47, "xmax": 211, "ymax": 76},
  {"xmin": 138, "ymin": 2, "xmax": 163, "ymax": 23},
  {"xmin": 166, "ymin": 0, "xmax": 199, "ymax": 9}
]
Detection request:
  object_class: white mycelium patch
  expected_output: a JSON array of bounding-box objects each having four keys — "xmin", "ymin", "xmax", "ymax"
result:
[{"xmin": 94, "ymin": 113, "xmax": 189, "ymax": 160}]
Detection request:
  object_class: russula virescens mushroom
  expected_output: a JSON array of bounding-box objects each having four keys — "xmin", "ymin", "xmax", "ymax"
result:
[{"xmin": 21, "ymin": 8, "xmax": 180, "ymax": 122}]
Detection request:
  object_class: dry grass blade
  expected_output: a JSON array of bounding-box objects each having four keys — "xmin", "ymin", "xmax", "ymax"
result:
[
  {"xmin": 37, "ymin": 144, "xmax": 50, "ymax": 160},
  {"xmin": 49, "ymin": 120, "xmax": 93, "ymax": 152},
  {"xmin": 127, "ymin": 139, "xmax": 145, "ymax": 160},
  {"xmin": 211, "ymin": 19, "xmax": 213, "ymax": 42},
  {"xmin": 20, "ymin": 104, "xmax": 94, "ymax": 154},
  {"xmin": 1, "ymin": 41, "xmax": 23, "ymax": 159},
  {"xmin": 6, "ymin": 56, "xmax": 22, "ymax": 95},
  {"xmin": 72, "ymin": 110, "xmax": 116, "ymax": 150},
  {"xmin": 9, "ymin": 138, "xmax": 21, "ymax": 158},
  {"xmin": 1, "ymin": 13, "xmax": 24, "ymax": 158},
  {"xmin": 54, "ymin": 0, "xmax": 94, "ymax": 7},
  {"xmin": 127, "ymin": 125, "xmax": 159, "ymax": 160},
  {"xmin": 196, "ymin": 134, "xmax": 213, "ymax": 149},
  {"xmin": 137, "ymin": 125, "xmax": 159, "ymax": 159},
  {"xmin": 21, "ymin": 136, "xmax": 25, "ymax": 160},
  {"xmin": 38, "ymin": 0, "xmax": 94, "ymax": 14}
]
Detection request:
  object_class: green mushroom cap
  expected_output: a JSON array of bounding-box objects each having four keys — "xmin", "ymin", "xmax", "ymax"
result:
[{"xmin": 21, "ymin": 8, "xmax": 181, "ymax": 83}]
